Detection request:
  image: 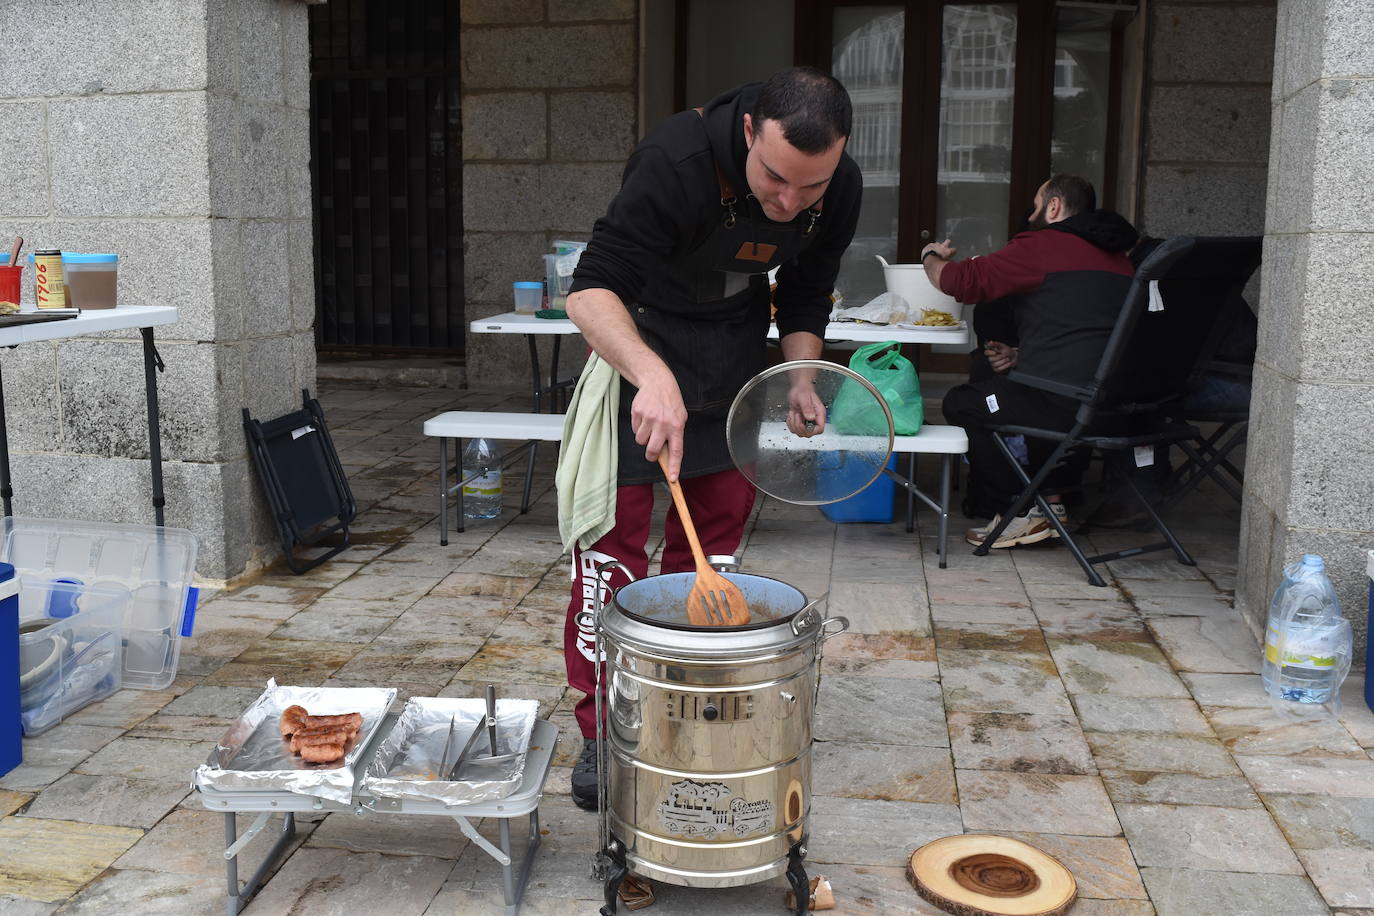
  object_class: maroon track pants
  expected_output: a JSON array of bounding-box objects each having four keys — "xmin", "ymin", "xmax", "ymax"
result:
[{"xmin": 563, "ymin": 468, "xmax": 757, "ymax": 739}]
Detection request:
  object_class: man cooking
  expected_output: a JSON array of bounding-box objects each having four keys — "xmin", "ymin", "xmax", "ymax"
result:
[{"xmin": 560, "ymin": 66, "xmax": 862, "ymax": 810}]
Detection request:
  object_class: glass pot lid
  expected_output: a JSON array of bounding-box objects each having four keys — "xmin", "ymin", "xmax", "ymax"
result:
[{"xmin": 726, "ymin": 359, "xmax": 895, "ymax": 505}]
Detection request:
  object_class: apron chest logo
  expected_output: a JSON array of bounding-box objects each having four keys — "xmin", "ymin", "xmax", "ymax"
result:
[{"xmin": 733, "ymin": 242, "xmax": 778, "ymax": 264}]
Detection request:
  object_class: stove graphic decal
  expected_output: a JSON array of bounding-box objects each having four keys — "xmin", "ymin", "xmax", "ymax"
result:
[{"xmin": 656, "ymin": 779, "xmax": 775, "ymax": 839}]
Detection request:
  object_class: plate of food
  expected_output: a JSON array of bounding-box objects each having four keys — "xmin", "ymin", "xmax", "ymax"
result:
[{"xmin": 897, "ymin": 307, "xmax": 966, "ymax": 332}]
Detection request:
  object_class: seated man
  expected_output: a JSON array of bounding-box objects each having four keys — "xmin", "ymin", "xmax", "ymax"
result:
[{"xmin": 921, "ymin": 174, "xmax": 1138, "ymax": 548}]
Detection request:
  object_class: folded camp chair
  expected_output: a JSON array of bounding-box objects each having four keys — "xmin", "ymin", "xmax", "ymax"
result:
[
  {"xmin": 971, "ymin": 236, "xmax": 1263, "ymax": 585},
  {"xmin": 1157, "ymin": 358, "xmax": 1251, "ymax": 510},
  {"xmin": 244, "ymin": 389, "xmax": 358, "ymax": 574}
]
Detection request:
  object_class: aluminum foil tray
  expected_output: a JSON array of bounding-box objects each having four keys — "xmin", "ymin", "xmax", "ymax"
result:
[
  {"xmin": 193, "ymin": 679, "xmax": 397, "ymax": 803},
  {"xmin": 363, "ymin": 696, "xmax": 539, "ymax": 807}
]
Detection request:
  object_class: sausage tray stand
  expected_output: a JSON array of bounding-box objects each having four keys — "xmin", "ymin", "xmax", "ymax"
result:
[{"xmin": 195, "ymin": 716, "xmax": 558, "ymax": 916}]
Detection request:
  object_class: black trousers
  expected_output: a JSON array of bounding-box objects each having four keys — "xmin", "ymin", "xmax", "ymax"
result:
[{"xmin": 942, "ymin": 376, "xmax": 1085, "ymax": 514}]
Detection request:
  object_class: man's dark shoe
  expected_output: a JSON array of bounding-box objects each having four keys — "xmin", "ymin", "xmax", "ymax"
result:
[{"xmin": 571, "ymin": 737, "xmax": 604, "ymax": 810}]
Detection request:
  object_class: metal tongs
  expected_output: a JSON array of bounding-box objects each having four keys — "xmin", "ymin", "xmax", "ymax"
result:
[{"xmin": 432, "ymin": 685, "xmax": 520, "ymax": 782}]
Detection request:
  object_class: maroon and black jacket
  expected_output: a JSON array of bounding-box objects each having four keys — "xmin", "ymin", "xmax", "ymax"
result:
[{"xmin": 939, "ymin": 211, "xmax": 1138, "ymax": 389}]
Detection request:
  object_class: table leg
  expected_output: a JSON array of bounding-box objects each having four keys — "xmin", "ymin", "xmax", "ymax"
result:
[
  {"xmin": 140, "ymin": 328, "xmax": 166, "ymax": 527},
  {"xmin": 939, "ymin": 455, "xmax": 952, "ymax": 569},
  {"xmin": 905, "ymin": 453, "xmax": 916, "ymax": 533},
  {"xmin": 456, "ymin": 436, "xmax": 466, "ymax": 534},
  {"xmin": 550, "ymin": 336, "xmax": 563, "ymax": 413},
  {"xmin": 527, "ymin": 335, "xmax": 543, "ymax": 414},
  {"xmin": 439, "ymin": 437, "xmax": 449, "ymax": 547},
  {"xmin": 499, "ymin": 816, "xmax": 517, "ymax": 916},
  {"xmin": 0, "ymin": 362, "xmax": 11, "ymax": 517},
  {"xmin": 224, "ymin": 813, "xmax": 239, "ymax": 916}
]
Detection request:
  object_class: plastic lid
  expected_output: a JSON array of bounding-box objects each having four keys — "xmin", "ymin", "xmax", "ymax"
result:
[
  {"xmin": 513, "ymin": 281, "xmax": 543, "ymax": 289},
  {"xmin": 64, "ymin": 253, "xmax": 117, "ymax": 263},
  {"xmin": 1301, "ymin": 554, "xmax": 1325, "ymax": 571}
]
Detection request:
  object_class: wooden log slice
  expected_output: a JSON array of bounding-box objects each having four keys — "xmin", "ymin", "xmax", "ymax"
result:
[{"xmin": 906, "ymin": 835, "xmax": 1076, "ymax": 916}]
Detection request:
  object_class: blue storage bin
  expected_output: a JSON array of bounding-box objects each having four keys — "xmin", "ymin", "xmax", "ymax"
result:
[
  {"xmin": 819, "ymin": 453, "xmax": 898, "ymax": 523},
  {"xmin": 0, "ymin": 562, "xmax": 19, "ymax": 776}
]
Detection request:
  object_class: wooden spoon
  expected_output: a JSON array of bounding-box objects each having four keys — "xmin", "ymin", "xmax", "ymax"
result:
[{"xmin": 657, "ymin": 452, "xmax": 750, "ymax": 626}]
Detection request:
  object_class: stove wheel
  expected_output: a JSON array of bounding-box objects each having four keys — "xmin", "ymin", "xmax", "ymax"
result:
[{"xmin": 599, "ymin": 839, "xmax": 628, "ymax": 916}]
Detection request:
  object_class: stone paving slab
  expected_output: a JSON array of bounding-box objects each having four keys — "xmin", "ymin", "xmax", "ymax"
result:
[
  {"xmin": 1139, "ymin": 866, "xmax": 1329, "ymax": 916},
  {"xmin": 811, "ymin": 742, "xmax": 957, "ymax": 804},
  {"xmin": 1297, "ymin": 848, "xmax": 1374, "ymax": 908},
  {"xmin": 947, "ymin": 711, "xmax": 1096, "ymax": 775},
  {"xmin": 1050, "ymin": 640, "xmax": 1191, "ymax": 698},
  {"xmin": 113, "ymin": 807, "xmax": 314, "ymax": 878},
  {"xmin": 0, "ymin": 790, "xmax": 30, "ymax": 817},
  {"xmin": 0, "ymin": 817, "xmax": 142, "ymax": 903},
  {"xmin": 814, "ymin": 675, "xmax": 949, "ymax": 746},
  {"xmin": 1087, "ymin": 732, "xmax": 1242, "ymax": 777},
  {"xmin": 1117, "ymin": 803, "xmax": 1304, "ymax": 874},
  {"xmin": 241, "ymin": 846, "xmax": 453, "ymax": 915},
  {"xmin": 938, "ymin": 649, "xmax": 1073, "ymax": 716},
  {"xmin": 1073, "ymin": 695, "xmax": 1213, "ymax": 735},
  {"xmin": 1207, "ymin": 705, "xmax": 1367, "ymax": 757},
  {"xmin": 957, "ymin": 770, "xmax": 1121, "ymax": 836},
  {"xmin": 1236, "ymin": 755, "xmax": 1374, "ymax": 797},
  {"xmin": 1102, "ymin": 771, "xmax": 1263, "ymax": 808},
  {"xmin": 807, "ymin": 795, "xmax": 964, "ymax": 867},
  {"xmin": 19, "ymin": 774, "xmax": 187, "ymax": 829}
]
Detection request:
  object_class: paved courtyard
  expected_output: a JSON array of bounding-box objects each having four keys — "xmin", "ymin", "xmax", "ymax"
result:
[{"xmin": 1, "ymin": 379, "xmax": 1372, "ymax": 915}]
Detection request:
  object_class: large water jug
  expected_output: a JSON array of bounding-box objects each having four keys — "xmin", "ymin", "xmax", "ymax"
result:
[
  {"xmin": 1261, "ymin": 554, "xmax": 1352, "ymax": 709},
  {"xmin": 461, "ymin": 438, "xmax": 503, "ymax": 520}
]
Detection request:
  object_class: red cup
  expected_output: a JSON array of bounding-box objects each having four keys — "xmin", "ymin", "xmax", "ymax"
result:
[{"xmin": 0, "ymin": 265, "xmax": 22, "ymax": 307}]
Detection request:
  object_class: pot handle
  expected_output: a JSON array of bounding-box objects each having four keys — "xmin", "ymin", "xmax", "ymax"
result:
[
  {"xmin": 820, "ymin": 616, "xmax": 850, "ymax": 641},
  {"xmin": 576, "ymin": 560, "xmax": 636, "ymax": 633},
  {"xmin": 789, "ymin": 592, "xmax": 830, "ymax": 637}
]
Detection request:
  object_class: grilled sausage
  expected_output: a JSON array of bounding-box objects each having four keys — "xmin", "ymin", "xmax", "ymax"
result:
[
  {"xmin": 299, "ymin": 742, "xmax": 345, "ymax": 763},
  {"xmin": 302, "ymin": 712, "xmax": 362, "ymax": 731},
  {"xmin": 278, "ymin": 705, "xmax": 309, "ymax": 737}
]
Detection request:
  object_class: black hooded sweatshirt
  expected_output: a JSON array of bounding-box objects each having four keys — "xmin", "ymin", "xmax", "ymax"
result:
[
  {"xmin": 568, "ymin": 83, "xmax": 863, "ymax": 483},
  {"xmin": 569, "ymin": 83, "xmax": 863, "ymax": 343},
  {"xmin": 938, "ymin": 210, "xmax": 1139, "ymax": 389}
]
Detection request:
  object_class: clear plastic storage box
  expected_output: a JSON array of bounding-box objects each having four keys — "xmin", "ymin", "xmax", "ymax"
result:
[
  {"xmin": 18, "ymin": 578, "xmax": 128, "ymax": 735},
  {"xmin": 2, "ymin": 518, "xmax": 199, "ymax": 690}
]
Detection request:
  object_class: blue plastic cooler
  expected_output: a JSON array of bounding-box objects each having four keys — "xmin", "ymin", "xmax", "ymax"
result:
[
  {"xmin": 1, "ymin": 562, "xmax": 19, "ymax": 776},
  {"xmin": 819, "ymin": 453, "xmax": 898, "ymax": 523}
]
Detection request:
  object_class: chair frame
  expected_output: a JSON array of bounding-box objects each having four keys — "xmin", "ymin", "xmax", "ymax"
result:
[{"xmin": 970, "ymin": 236, "xmax": 1263, "ymax": 585}]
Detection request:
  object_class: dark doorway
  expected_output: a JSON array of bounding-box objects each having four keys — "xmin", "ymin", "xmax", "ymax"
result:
[{"xmin": 309, "ymin": 0, "xmax": 463, "ymax": 354}]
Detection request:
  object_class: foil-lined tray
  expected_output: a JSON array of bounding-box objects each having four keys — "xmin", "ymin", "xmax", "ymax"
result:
[
  {"xmin": 193, "ymin": 680, "xmax": 397, "ymax": 803},
  {"xmin": 363, "ymin": 697, "xmax": 539, "ymax": 806}
]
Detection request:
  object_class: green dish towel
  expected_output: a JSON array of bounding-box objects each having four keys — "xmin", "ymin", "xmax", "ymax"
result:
[
  {"xmin": 535, "ymin": 308, "xmax": 568, "ymax": 319},
  {"xmin": 557, "ymin": 353, "xmax": 620, "ymax": 551}
]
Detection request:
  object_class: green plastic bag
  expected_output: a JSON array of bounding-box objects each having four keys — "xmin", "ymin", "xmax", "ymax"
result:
[{"xmin": 831, "ymin": 341, "xmax": 923, "ymax": 436}]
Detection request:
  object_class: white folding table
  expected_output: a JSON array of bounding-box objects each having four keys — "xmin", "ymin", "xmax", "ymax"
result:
[
  {"xmin": 0, "ymin": 305, "xmax": 179, "ymax": 524},
  {"xmin": 469, "ymin": 310, "xmax": 970, "ymax": 412}
]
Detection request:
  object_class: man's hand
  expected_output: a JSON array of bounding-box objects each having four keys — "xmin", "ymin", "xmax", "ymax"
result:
[
  {"xmin": 984, "ymin": 340, "xmax": 1018, "ymax": 373},
  {"xmin": 920, "ymin": 238, "xmax": 957, "ymax": 289},
  {"xmin": 787, "ymin": 382, "xmax": 827, "ymax": 437},
  {"xmin": 630, "ymin": 368, "xmax": 688, "ymax": 481},
  {"xmin": 921, "ymin": 238, "xmax": 957, "ymax": 261}
]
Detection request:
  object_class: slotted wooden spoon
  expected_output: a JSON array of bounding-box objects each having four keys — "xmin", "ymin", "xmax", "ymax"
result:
[{"xmin": 657, "ymin": 452, "xmax": 750, "ymax": 626}]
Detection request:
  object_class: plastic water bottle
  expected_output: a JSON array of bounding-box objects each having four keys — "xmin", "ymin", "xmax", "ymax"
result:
[
  {"xmin": 461, "ymin": 438, "xmax": 502, "ymax": 520},
  {"xmin": 1261, "ymin": 555, "xmax": 1352, "ymax": 707}
]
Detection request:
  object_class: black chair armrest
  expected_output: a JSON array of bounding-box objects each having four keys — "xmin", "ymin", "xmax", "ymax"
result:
[{"xmin": 1006, "ymin": 370, "xmax": 1094, "ymax": 402}]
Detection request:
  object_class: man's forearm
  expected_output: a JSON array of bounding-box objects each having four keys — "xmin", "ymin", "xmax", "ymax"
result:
[
  {"xmin": 923, "ymin": 255, "xmax": 948, "ymax": 289},
  {"xmin": 566, "ymin": 288, "xmax": 673, "ymax": 389},
  {"xmin": 780, "ymin": 330, "xmax": 824, "ymax": 362}
]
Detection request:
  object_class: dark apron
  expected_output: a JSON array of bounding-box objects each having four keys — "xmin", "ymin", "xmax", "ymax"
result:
[{"xmin": 616, "ymin": 138, "xmax": 823, "ymax": 485}]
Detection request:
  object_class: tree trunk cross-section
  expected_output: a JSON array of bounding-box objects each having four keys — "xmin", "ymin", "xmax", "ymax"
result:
[{"xmin": 907, "ymin": 835, "xmax": 1076, "ymax": 916}]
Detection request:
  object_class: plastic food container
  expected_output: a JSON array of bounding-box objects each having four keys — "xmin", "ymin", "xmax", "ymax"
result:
[
  {"xmin": 64, "ymin": 253, "xmax": 118, "ymax": 309},
  {"xmin": 0, "ymin": 564, "xmax": 19, "ymax": 775},
  {"xmin": 18, "ymin": 577, "xmax": 127, "ymax": 735},
  {"xmin": 512, "ymin": 281, "xmax": 543, "ymax": 314},
  {"xmin": 2, "ymin": 517, "xmax": 199, "ymax": 690}
]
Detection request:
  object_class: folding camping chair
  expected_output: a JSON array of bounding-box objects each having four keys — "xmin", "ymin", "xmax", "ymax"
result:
[
  {"xmin": 1157, "ymin": 357, "xmax": 1252, "ymax": 510},
  {"xmin": 971, "ymin": 236, "xmax": 1263, "ymax": 585},
  {"xmin": 243, "ymin": 390, "xmax": 357, "ymax": 574}
]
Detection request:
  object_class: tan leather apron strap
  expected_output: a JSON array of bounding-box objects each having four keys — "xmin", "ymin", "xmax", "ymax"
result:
[{"xmin": 695, "ymin": 107, "xmax": 738, "ymax": 227}]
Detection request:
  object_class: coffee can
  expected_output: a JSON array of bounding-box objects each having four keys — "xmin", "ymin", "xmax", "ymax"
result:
[{"xmin": 34, "ymin": 250, "xmax": 67, "ymax": 309}]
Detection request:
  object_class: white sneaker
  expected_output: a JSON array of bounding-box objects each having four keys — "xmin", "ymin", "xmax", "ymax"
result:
[{"xmin": 966, "ymin": 504, "xmax": 1068, "ymax": 548}]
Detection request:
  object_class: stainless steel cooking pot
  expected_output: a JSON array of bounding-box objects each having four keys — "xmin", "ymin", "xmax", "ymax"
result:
[{"xmin": 588, "ymin": 559, "xmax": 847, "ymax": 912}]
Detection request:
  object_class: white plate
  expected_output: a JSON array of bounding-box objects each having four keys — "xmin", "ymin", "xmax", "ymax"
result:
[{"xmin": 895, "ymin": 321, "xmax": 966, "ymax": 332}]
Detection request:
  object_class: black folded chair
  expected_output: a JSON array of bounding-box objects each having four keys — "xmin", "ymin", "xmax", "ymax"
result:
[
  {"xmin": 244, "ymin": 389, "xmax": 358, "ymax": 574},
  {"xmin": 972, "ymin": 236, "xmax": 1263, "ymax": 585},
  {"xmin": 1157, "ymin": 358, "xmax": 1251, "ymax": 510}
]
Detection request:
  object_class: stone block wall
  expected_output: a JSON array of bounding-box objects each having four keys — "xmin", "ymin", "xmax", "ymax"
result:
[
  {"xmin": 1137, "ymin": 0, "xmax": 1276, "ymax": 237},
  {"xmin": 0, "ymin": 0, "xmax": 315, "ymax": 580},
  {"xmin": 1239, "ymin": 0, "xmax": 1374, "ymax": 658},
  {"xmin": 460, "ymin": 0, "xmax": 637, "ymax": 384}
]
